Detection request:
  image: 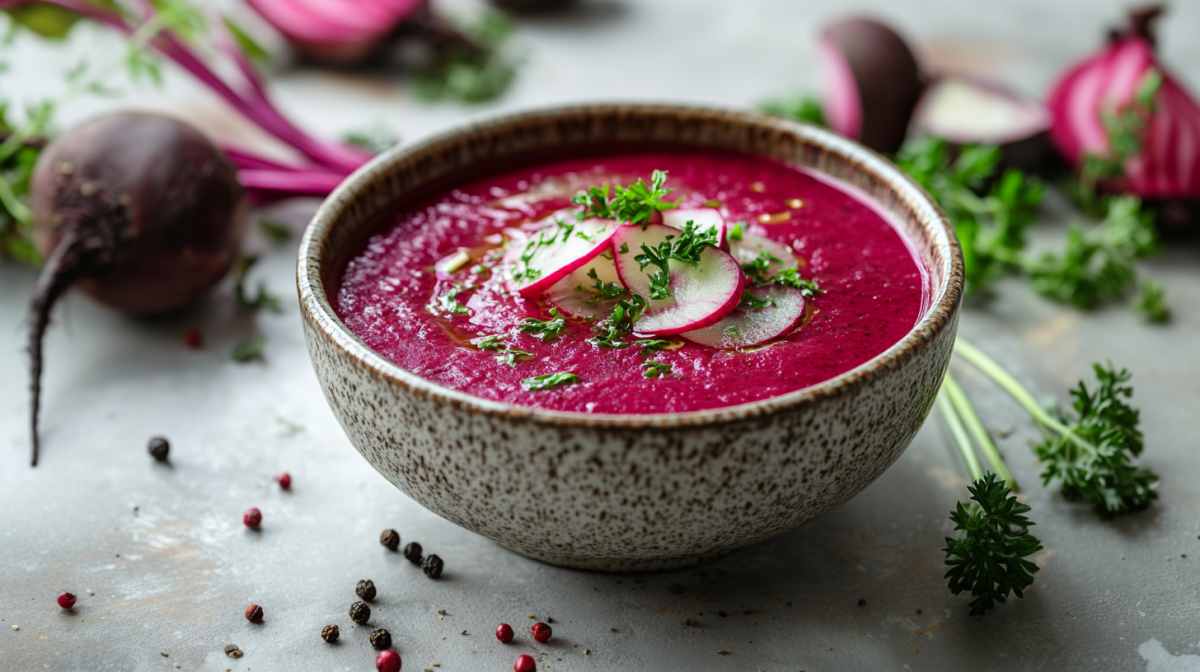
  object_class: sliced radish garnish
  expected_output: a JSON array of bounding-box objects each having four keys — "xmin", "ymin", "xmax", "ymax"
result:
[
  {"xmin": 505, "ymin": 218, "xmax": 620, "ymax": 297},
  {"xmin": 545, "ymin": 254, "xmax": 627, "ymax": 320},
  {"xmin": 681, "ymin": 285, "xmax": 806, "ymax": 349},
  {"xmin": 661, "ymin": 208, "xmax": 726, "ymax": 249},
  {"xmin": 612, "ymin": 223, "xmax": 743, "ymax": 335},
  {"xmin": 730, "ymin": 232, "xmax": 799, "ymax": 275}
]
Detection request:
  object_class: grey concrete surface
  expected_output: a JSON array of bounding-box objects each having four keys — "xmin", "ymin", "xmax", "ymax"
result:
[{"xmin": 2, "ymin": 1, "xmax": 1200, "ymax": 670}]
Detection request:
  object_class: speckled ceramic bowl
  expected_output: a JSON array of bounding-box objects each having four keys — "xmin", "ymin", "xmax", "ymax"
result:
[{"xmin": 298, "ymin": 104, "xmax": 962, "ymax": 572}]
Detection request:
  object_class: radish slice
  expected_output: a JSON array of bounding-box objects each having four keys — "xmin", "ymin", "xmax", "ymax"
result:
[
  {"xmin": 730, "ymin": 232, "xmax": 798, "ymax": 275},
  {"xmin": 612, "ymin": 223, "xmax": 743, "ymax": 335},
  {"xmin": 545, "ymin": 254, "xmax": 626, "ymax": 320},
  {"xmin": 504, "ymin": 218, "xmax": 620, "ymax": 297},
  {"xmin": 661, "ymin": 208, "xmax": 726, "ymax": 249},
  {"xmin": 681, "ymin": 285, "xmax": 806, "ymax": 349}
]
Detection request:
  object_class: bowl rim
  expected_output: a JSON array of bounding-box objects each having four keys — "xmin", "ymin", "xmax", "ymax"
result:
[{"xmin": 297, "ymin": 102, "xmax": 962, "ymax": 429}]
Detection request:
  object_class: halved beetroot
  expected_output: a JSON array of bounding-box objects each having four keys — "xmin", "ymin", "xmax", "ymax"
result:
[
  {"xmin": 661, "ymin": 208, "xmax": 726, "ymax": 249},
  {"xmin": 681, "ymin": 285, "xmax": 806, "ymax": 349},
  {"xmin": 545, "ymin": 254, "xmax": 626, "ymax": 320},
  {"xmin": 820, "ymin": 17, "xmax": 924, "ymax": 154},
  {"xmin": 504, "ymin": 218, "xmax": 620, "ymax": 297},
  {"xmin": 612, "ymin": 224, "xmax": 743, "ymax": 335}
]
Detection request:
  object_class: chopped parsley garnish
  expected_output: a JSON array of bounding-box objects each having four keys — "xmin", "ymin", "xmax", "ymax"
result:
[
  {"xmin": 727, "ymin": 222, "xmax": 745, "ymax": 241},
  {"xmin": 619, "ymin": 242, "xmax": 630, "ymax": 254},
  {"xmin": 476, "ymin": 335, "xmax": 505, "ymax": 350},
  {"xmin": 520, "ymin": 308, "xmax": 568, "ymax": 341},
  {"xmin": 634, "ymin": 221, "xmax": 720, "ymax": 299},
  {"xmin": 588, "ymin": 295, "xmax": 648, "ymax": 348},
  {"xmin": 738, "ymin": 289, "xmax": 775, "ymax": 311},
  {"xmin": 473, "ymin": 333, "xmax": 533, "ymax": 366},
  {"xmin": 580, "ymin": 268, "xmax": 627, "ymax": 306},
  {"xmin": 741, "ymin": 250, "xmax": 782, "ymax": 282},
  {"xmin": 232, "ymin": 335, "xmax": 268, "ymax": 362},
  {"xmin": 1132, "ymin": 279, "xmax": 1169, "ymax": 323},
  {"xmin": 723, "ymin": 326, "xmax": 742, "ymax": 339},
  {"xmin": 522, "ymin": 372, "xmax": 580, "ymax": 391},
  {"xmin": 233, "ymin": 254, "xmax": 283, "ymax": 313},
  {"xmin": 635, "ymin": 339, "xmax": 673, "ymax": 355},
  {"xmin": 774, "ymin": 268, "xmax": 823, "ymax": 297},
  {"xmin": 641, "ymin": 361, "xmax": 672, "ymax": 378},
  {"xmin": 497, "ymin": 348, "xmax": 534, "ymax": 367},
  {"xmin": 572, "ymin": 170, "xmax": 682, "ymax": 228},
  {"xmin": 435, "ymin": 284, "xmax": 474, "ymax": 315}
]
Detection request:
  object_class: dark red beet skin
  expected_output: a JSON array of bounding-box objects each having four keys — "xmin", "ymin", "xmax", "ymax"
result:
[{"xmin": 27, "ymin": 112, "xmax": 248, "ymax": 466}]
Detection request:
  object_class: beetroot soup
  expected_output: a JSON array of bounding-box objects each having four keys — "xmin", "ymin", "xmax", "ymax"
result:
[{"xmin": 334, "ymin": 147, "xmax": 927, "ymax": 414}]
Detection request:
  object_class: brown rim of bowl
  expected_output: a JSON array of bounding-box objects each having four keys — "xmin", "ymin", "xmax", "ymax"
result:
[{"xmin": 298, "ymin": 103, "xmax": 962, "ymax": 430}]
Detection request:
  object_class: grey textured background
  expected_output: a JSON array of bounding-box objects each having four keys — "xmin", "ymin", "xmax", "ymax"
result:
[{"xmin": 2, "ymin": 1, "xmax": 1199, "ymax": 670}]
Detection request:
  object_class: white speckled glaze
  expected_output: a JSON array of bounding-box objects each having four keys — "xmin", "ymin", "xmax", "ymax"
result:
[{"xmin": 297, "ymin": 104, "xmax": 963, "ymax": 571}]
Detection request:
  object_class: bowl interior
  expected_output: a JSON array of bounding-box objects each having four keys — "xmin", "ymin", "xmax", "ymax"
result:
[{"xmin": 299, "ymin": 104, "xmax": 961, "ymax": 424}]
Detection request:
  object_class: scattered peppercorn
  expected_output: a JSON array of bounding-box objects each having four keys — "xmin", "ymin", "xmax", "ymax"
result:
[
  {"xmin": 350, "ymin": 600, "xmax": 371, "ymax": 625},
  {"xmin": 57, "ymin": 592, "xmax": 76, "ymax": 609},
  {"xmin": 514, "ymin": 654, "xmax": 536, "ymax": 672},
  {"xmin": 422, "ymin": 554, "xmax": 444, "ymax": 579},
  {"xmin": 370, "ymin": 628, "xmax": 392, "ymax": 651},
  {"xmin": 244, "ymin": 604, "xmax": 263, "ymax": 623},
  {"xmin": 380, "ymin": 529, "xmax": 400, "ymax": 551},
  {"xmin": 183, "ymin": 328, "xmax": 202, "ymax": 349},
  {"xmin": 531, "ymin": 622, "xmax": 552, "ymax": 644},
  {"xmin": 243, "ymin": 507, "xmax": 262, "ymax": 529},
  {"xmin": 375, "ymin": 649, "xmax": 401, "ymax": 672},
  {"xmin": 321, "ymin": 624, "xmax": 339, "ymax": 643},
  {"xmin": 276, "ymin": 472, "xmax": 292, "ymax": 490},
  {"xmin": 496, "ymin": 623, "xmax": 514, "ymax": 643},
  {"xmin": 717, "ymin": 649, "xmax": 730, "ymax": 655},
  {"xmin": 148, "ymin": 436, "xmax": 170, "ymax": 462},
  {"xmin": 403, "ymin": 541, "xmax": 423, "ymax": 564},
  {"xmin": 858, "ymin": 599, "xmax": 867, "ymax": 607},
  {"xmin": 685, "ymin": 618, "xmax": 698, "ymax": 626},
  {"xmin": 356, "ymin": 579, "xmax": 377, "ymax": 602},
  {"xmin": 224, "ymin": 644, "xmax": 243, "ymax": 658}
]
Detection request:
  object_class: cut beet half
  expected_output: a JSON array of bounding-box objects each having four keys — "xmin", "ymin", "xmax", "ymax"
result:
[
  {"xmin": 681, "ymin": 285, "xmax": 806, "ymax": 349},
  {"xmin": 661, "ymin": 208, "xmax": 726, "ymax": 249},
  {"xmin": 912, "ymin": 75, "xmax": 1052, "ymax": 173},
  {"xmin": 545, "ymin": 253, "xmax": 627, "ymax": 320},
  {"xmin": 729, "ymin": 232, "xmax": 799, "ymax": 274},
  {"xmin": 612, "ymin": 223, "xmax": 743, "ymax": 335},
  {"xmin": 505, "ymin": 218, "xmax": 620, "ymax": 297}
]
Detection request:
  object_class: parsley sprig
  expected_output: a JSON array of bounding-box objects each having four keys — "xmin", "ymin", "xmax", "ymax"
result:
[
  {"xmin": 954, "ymin": 339, "xmax": 1159, "ymax": 518},
  {"xmin": 475, "ymin": 334, "xmax": 532, "ymax": 367},
  {"xmin": 634, "ymin": 221, "xmax": 719, "ymax": 299},
  {"xmin": 522, "ymin": 372, "xmax": 580, "ymax": 391},
  {"xmin": 233, "ymin": 254, "xmax": 283, "ymax": 313},
  {"xmin": 572, "ymin": 170, "xmax": 681, "ymax": 228},
  {"xmin": 588, "ymin": 296, "xmax": 647, "ymax": 348},
  {"xmin": 520, "ymin": 308, "xmax": 568, "ymax": 341}
]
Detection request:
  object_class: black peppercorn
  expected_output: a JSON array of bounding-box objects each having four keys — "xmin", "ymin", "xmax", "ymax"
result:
[
  {"xmin": 403, "ymin": 542, "xmax": 423, "ymax": 565},
  {"xmin": 370, "ymin": 628, "xmax": 392, "ymax": 651},
  {"xmin": 422, "ymin": 554, "xmax": 444, "ymax": 579},
  {"xmin": 148, "ymin": 436, "xmax": 169, "ymax": 462},
  {"xmin": 349, "ymin": 600, "xmax": 371, "ymax": 625},
  {"xmin": 321, "ymin": 624, "xmax": 339, "ymax": 643},
  {"xmin": 356, "ymin": 579, "xmax": 377, "ymax": 602},
  {"xmin": 380, "ymin": 529, "xmax": 400, "ymax": 551}
]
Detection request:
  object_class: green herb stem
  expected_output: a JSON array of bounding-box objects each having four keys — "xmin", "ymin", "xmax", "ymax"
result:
[
  {"xmin": 942, "ymin": 371, "xmax": 1016, "ymax": 489},
  {"xmin": 937, "ymin": 385, "xmax": 983, "ymax": 482}
]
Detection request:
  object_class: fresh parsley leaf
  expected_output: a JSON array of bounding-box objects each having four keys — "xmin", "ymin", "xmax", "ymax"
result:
[
  {"xmin": 583, "ymin": 268, "xmax": 627, "ymax": 306},
  {"xmin": 758, "ymin": 95, "xmax": 826, "ymax": 127},
  {"xmin": 258, "ymin": 219, "xmax": 291, "ymax": 245},
  {"xmin": 588, "ymin": 295, "xmax": 647, "ymax": 348},
  {"xmin": 231, "ymin": 335, "xmax": 267, "ymax": 362},
  {"xmin": 1080, "ymin": 68, "xmax": 1162, "ymax": 191},
  {"xmin": 943, "ymin": 473, "xmax": 1042, "ymax": 616},
  {"xmin": 434, "ymin": 284, "xmax": 474, "ymax": 315},
  {"xmin": 522, "ymin": 372, "xmax": 580, "ymax": 391},
  {"xmin": 411, "ymin": 10, "xmax": 517, "ymax": 103},
  {"xmin": 1033, "ymin": 363, "xmax": 1159, "ymax": 518},
  {"xmin": 222, "ymin": 15, "xmax": 270, "ymax": 64},
  {"xmin": 342, "ymin": 122, "xmax": 399, "ymax": 154},
  {"xmin": 233, "ymin": 254, "xmax": 283, "ymax": 313},
  {"xmin": 1132, "ymin": 279, "xmax": 1169, "ymax": 323},
  {"xmin": 573, "ymin": 170, "xmax": 681, "ymax": 228},
  {"xmin": 641, "ymin": 361, "xmax": 671, "ymax": 378},
  {"xmin": 738, "ymin": 289, "xmax": 775, "ymax": 311},
  {"xmin": 723, "ymin": 325, "xmax": 742, "ymax": 339},
  {"xmin": 727, "ymin": 222, "xmax": 745, "ymax": 241},
  {"xmin": 520, "ymin": 308, "xmax": 568, "ymax": 341},
  {"xmin": 475, "ymin": 334, "xmax": 532, "ymax": 366},
  {"xmin": 635, "ymin": 339, "xmax": 672, "ymax": 355},
  {"xmin": 741, "ymin": 250, "xmax": 782, "ymax": 283},
  {"xmin": 774, "ymin": 268, "xmax": 822, "ymax": 297},
  {"xmin": 633, "ymin": 221, "xmax": 720, "ymax": 299}
]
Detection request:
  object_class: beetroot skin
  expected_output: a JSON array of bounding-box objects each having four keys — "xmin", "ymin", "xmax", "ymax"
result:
[{"xmin": 28, "ymin": 112, "xmax": 248, "ymax": 465}]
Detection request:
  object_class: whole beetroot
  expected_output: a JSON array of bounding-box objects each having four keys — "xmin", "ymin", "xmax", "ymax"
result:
[{"xmin": 28, "ymin": 112, "xmax": 248, "ymax": 466}]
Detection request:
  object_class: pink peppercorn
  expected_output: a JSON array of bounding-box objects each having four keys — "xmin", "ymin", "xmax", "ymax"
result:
[
  {"xmin": 243, "ymin": 507, "xmax": 262, "ymax": 529},
  {"xmin": 531, "ymin": 621, "xmax": 552, "ymax": 644},
  {"xmin": 183, "ymin": 328, "xmax": 202, "ymax": 349},
  {"xmin": 57, "ymin": 592, "xmax": 76, "ymax": 609},
  {"xmin": 513, "ymin": 654, "xmax": 536, "ymax": 672},
  {"xmin": 245, "ymin": 603, "xmax": 264, "ymax": 623},
  {"xmin": 375, "ymin": 649, "xmax": 401, "ymax": 672},
  {"xmin": 276, "ymin": 473, "xmax": 291, "ymax": 490},
  {"xmin": 496, "ymin": 622, "xmax": 514, "ymax": 643}
]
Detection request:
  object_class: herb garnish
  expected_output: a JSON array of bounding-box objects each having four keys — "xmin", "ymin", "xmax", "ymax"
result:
[
  {"xmin": 233, "ymin": 254, "xmax": 283, "ymax": 313},
  {"xmin": 578, "ymin": 268, "xmax": 627, "ymax": 306},
  {"xmin": 727, "ymin": 222, "xmax": 745, "ymax": 241},
  {"xmin": 1079, "ymin": 68, "xmax": 1162, "ymax": 196},
  {"xmin": 641, "ymin": 361, "xmax": 672, "ymax": 378},
  {"xmin": 635, "ymin": 339, "xmax": 672, "ymax": 355},
  {"xmin": 1132, "ymin": 279, "xmax": 1169, "ymax": 323},
  {"xmin": 476, "ymin": 334, "xmax": 534, "ymax": 367},
  {"xmin": 520, "ymin": 308, "xmax": 568, "ymax": 341},
  {"xmin": 774, "ymin": 268, "xmax": 823, "ymax": 298},
  {"xmin": 434, "ymin": 284, "xmax": 473, "ymax": 315},
  {"xmin": 588, "ymin": 296, "xmax": 648, "ymax": 348},
  {"xmin": 522, "ymin": 372, "xmax": 580, "ymax": 391},
  {"xmin": 741, "ymin": 250, "xmax": 782, "ymax": 281},
  {"xmin": 572, "ymin": 170, "xmax": 681, "ymax": 228},
  {"xmin": 232, "ymin": 335, "xmax": 268, "ymax": 362},
  {"xmin": 738, "ymin": 290, "xmax": 775, "ymax": 311},
  {"xmin": 634, "ymin": 221, "xmax": 720, "ymax": 299}
]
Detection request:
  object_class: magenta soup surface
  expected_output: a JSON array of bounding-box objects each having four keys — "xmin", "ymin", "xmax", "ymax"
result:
[{"xmin": 333, "ymin": 145, "xmax": 929, "ymax": 414}]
